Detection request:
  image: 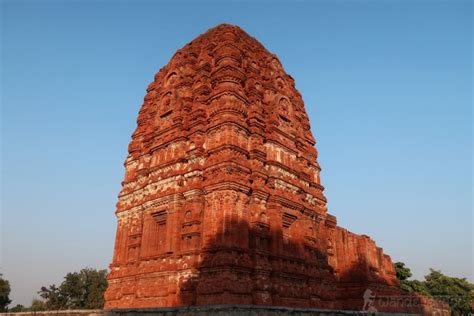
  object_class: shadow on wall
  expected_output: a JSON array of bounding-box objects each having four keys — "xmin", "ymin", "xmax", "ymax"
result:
[
  {"xmin": 173, "ymin": 216, "xmax": 394, "ymax": 311},
  {"xmin": 106, "ymin": 205, "xmax": 449, "ymax": 314}
]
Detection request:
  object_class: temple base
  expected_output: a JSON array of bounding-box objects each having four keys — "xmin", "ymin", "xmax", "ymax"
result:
[{"xmin": 106, "ymin": 305, "xmax": 419, "ymax": 316}]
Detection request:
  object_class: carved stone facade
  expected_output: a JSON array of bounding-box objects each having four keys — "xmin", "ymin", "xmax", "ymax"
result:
[{"xmin": 105, "ymin": 24, "xmax": 448, "ymax": 315}]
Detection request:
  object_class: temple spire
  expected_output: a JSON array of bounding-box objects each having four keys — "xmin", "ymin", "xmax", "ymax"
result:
[{"xmin": 104, "ymin": 24, "xmax": 444, "ymax": 315}]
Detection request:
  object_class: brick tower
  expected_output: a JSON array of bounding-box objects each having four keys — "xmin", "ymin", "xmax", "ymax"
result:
[{"xmin": 104, "ymin": 24, "xmax": 448, "ymax": 314}]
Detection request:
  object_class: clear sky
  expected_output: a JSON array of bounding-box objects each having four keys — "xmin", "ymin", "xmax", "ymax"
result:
[{"xmin": 1, "ymin": 0, "xmax": 472, "ymax": 307}]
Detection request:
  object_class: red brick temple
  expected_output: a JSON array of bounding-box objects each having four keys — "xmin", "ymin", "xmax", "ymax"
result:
[{"xmin": 105, "ymin": 24, "xmax": 448, "ymax": 315}]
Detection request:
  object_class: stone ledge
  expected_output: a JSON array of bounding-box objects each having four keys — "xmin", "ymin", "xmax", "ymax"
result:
[
  {"xmin": 0, "ymin": 305, "xmax": 421, "ymax": 316},
  {"xmin": 106, "ymin": 305, "xmax": 420, "ymax": 316},
  {"xmin": 1, "ymin": 310, "xmax": 102, "ymax": 316}
]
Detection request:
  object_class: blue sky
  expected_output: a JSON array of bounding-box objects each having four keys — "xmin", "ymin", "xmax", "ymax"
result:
[{"xmin": 2, "ymin": 0, "xmax": 472, "ymax": 306}]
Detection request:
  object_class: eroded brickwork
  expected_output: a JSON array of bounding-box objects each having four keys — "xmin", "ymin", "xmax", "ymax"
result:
[{"xmin": 105, "ymin": 24, "xmax": 448, "ymax": 315}]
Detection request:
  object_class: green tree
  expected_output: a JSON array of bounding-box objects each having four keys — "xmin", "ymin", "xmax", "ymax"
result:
[
  {"xmin": 424, "ymin": 269, "xmax": 474, "ymax": 316},
  {"xmin": 9, "ymin": 304, "xmax": 26, "ymax": 312},
  {"xmin": 400, "ymin": 279, "xmax": 431, "ymax": 296},
  {"xmin": 394, "ymin": 263, "xmax": 474, "ymax": 315},
  {"xmin": 38, "ymin": 284, "xmax": 65, "ymax": 310},
  {"xmin": 0, "ymin": 275, "xmax": 12, "ymax": 312},
  {"xmin": 394, "ymin": 262, "xmax": 412, "ymax": 281},
  {"xmin": 394, "ymin": 262, "xmax": 430, "ymax": 295},
  {"xmin": 39, "ymin": 268, "xmax": 108, "ymax": 310},
  {"xmin": 30, "ymin": 299, "xmax": 46, "ymax": 311}
]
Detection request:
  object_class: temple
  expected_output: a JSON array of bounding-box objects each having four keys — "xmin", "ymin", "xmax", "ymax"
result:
[{"xmin": 104, "ymin": 24, "xmax": 448, "ymax": 314}]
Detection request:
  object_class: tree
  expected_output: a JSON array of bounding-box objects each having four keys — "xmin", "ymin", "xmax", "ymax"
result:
[
  {"xmin": 39, "ymin": 268, "xmax": 108, "ymax": 310},
  {"xmin": 394, "ymin": 262, "xmax": 412, "ymax": 281},
  {"xmin": 394, "ymin": 262, "xmax": 430, "ymax": 295},
  {"xmin": 0, "ymin": 275, "xmax": 12, "ymax": 312},
  {"xmin": 9, "ymin": 304, "xmax": 26, "ymax": 312},
  {"xmin": 38, "ymin": 284, "xmax": 65, "ymax": 310},
  {"xmin": 400, "ymin": 279, "xmax": 431, "ymax": 296},
  {"xmin": 394, "ymin": 263, "xmax": 474, "ymax": 315},
  {"xmin": 30, "ymin": 299, "xmax": 46, "ymax": 311},
  {"xmin": 424, "ymin": 269, "xmax": 474, "ymax": 316}
]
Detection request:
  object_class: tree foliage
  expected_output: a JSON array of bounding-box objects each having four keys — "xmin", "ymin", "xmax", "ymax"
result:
[
  {"xmin": 394, "ymin": 262, "xmax": 473, "ymax": 315},
  {"xmin": 394, "ymin": 262, "xmax": 412, "ymax": 281},
  {"xmin": 424, "ymin": 269, "xmax": 474, "ymax": 315},
  {"xmin": 0, "ymin": 275, "xmax": 12, "ymax": 312},
  {"xmin": 9, "ymin": 304, "xmax": 26, "ymax": 312},
  {"xmin": 30, "ymin": 299, "xmax": 46, "ymax": 311},
  {"xmin": 38, "ymin": 284, "xmax": 66, "ymax": 310},
  {"xmin": 38, "ymin": 268, "xmax": 108, "ymax": 310},
  {"xmin": 400, "ymin": 279, "xmax": 431, "ymax": 296}
]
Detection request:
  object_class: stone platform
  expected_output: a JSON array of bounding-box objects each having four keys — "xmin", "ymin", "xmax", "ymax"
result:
[
  {"xmin": 106, "ymin": 305, "xmax": 419, "ymax": 316},
  {"xmin": 0, "ymin": 305, "xmax": 422, "ymax": 316}
]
